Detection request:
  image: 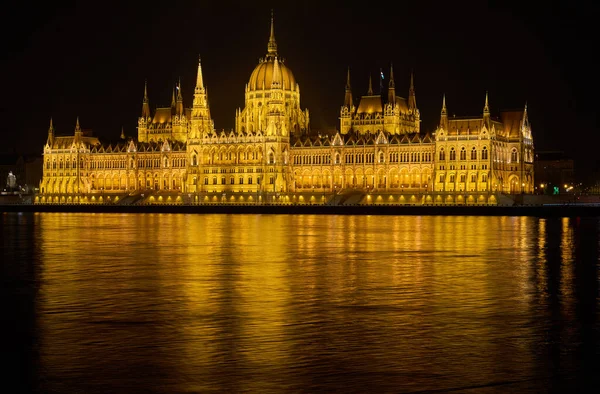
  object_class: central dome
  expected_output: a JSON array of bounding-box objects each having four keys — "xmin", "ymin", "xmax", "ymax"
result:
[
  {"xmin": 247, "ymin": 12, "xmax": 296, "ymax": 92},
  {"xmin": 248, "ymin": 58, "xmax": 296, "ymax": 92}
]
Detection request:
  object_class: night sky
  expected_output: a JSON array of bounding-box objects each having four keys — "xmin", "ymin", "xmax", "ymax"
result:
[{"xmin": 2, "ymin": 1, "xmax": 596, "ymax": 178}]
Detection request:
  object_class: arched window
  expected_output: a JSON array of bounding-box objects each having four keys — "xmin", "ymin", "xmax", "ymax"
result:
[
  {"xmin": 471, "ymin": 147, "xmax": 477, "ymax": 160},
  {"xmin": 482, "ymin": 146, "xmax": 488, "ymax": 160},
  {"xmin": 192, "ymin": 154, "xmax": 198, "ymax": 166},
  {"xmin": 268, "ymin": 152, "xmax": 275, "ymax": 164},
  {"xmin": 511, "ymin": 148, "xmax": 518, "ymax": 163},
  {"xmin": 439, "ymin": 149, "xmax": 445, "ymax": 161},
  {"xmin": 335, "ymin": 153, "xmax": 340, "ymax": 164},
  {"xmin": 449, "ymin": 148, "xmax": 456, "ymax": 160},
  {"xmin": 460, "ymin": 147, "xmax": 466, "ymax": 160},
  {"xmin": 379, "ymin": 152, "xmax": 384, "ymax": 163}
]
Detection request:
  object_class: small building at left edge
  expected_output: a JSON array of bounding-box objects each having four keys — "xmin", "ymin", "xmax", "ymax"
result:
[{"xmin": 0, "ymin": 153, "xmax": 43, "ymax": 194}]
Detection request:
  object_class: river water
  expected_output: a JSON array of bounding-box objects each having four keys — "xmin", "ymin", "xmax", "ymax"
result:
[{"xmin": 2, "ymin": 213, "xmax": 599, "ymax": 393}]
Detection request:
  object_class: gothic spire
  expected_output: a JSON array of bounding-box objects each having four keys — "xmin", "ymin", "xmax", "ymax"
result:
[
  {"xmin": 367, "ymin": 74, "xmax": 373, "ymax": 95},
  {"xmin": 441, "ymin": 94, "xmax": 447, "ymax": 115},
  {"xmin": 120, "ymin": 126, "xmax": 125, "ymax": 139},
  {"xmin": 344, "ymin": 66, "xmax": 353, "ymax": 108},
  {"xmin": 141, "ymin": 80, "xmax": 151, "ymax": 118},
  {"xmin": 74, "ymin": 116, "xmax": 81, "ymax": 140},
  {"xmin": 408, "ymin": 71, "xmax": 417, "ymax": 110},
  {"xmin": 196, "ymin": 56, "xmax": 204, "ymax": 90},
  {"xmin": 483, "ymin": 91, "xmax": 490, "ymax": 115},
  {"xmin": 176, "ymin": 78, "xmax": 184, "ymax": 116},
  {"xmin": 271, "ymin": 56, "xmax": 282, "ymax": 89},
  {"xmin": 47, "ymin": 117, "xmax": 54, "ymax": 145},
  {"xmin": 171, "ymin": 86, "xmax": 176, "ymax": 108},
  {"xmin": 440, "ymin": 94, "xmax": 448, "ymax": 130},
  {"xmin": 267, "ymin": 10, "xmax": 278, "ymax": 57},
  {"xmin": 387, "ymin": 63, "xmax": 396, "ymax": 104}
]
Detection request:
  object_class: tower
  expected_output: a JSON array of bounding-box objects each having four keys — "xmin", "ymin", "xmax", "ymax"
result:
[
  {"xmin": 340, "ymin": 67, "xmax": 354, "ymax": 134},
  {"xmin": 440, "ymin": 94, "xmax": 448, "ymax": 131},
  {"xmin": 138, "ymin": 81, "xmax": 151, "ymax": 142}
]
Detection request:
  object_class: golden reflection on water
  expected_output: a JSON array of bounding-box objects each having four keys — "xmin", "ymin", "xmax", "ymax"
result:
[{"xmin": 17, "ymin": 212, "xmax": 596, "ymax": 392}]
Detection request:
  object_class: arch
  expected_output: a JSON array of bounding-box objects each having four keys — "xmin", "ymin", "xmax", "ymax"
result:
[
  {"xmin": 389, "ymin": 167, "xmax": 399, "ymax": 188},
  {"xmin": 511, "ymin": 148, "xmax": 518, "ymax": 163}
]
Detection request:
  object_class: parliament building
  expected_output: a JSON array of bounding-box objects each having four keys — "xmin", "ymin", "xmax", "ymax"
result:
[{"xmin": 38, "ymin": 14, "xmax": 534, "ymax": 205}]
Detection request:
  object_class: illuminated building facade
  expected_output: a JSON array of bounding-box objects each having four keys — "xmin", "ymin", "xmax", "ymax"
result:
[{"xmin": 38, "ymin": 14, "xmax": 534, "ymax": 205}]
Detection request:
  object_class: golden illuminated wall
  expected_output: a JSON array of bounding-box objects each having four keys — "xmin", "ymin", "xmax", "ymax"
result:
[
  {"xmin": 41, "ymin": 139, "xmax": 187, "ymax": 199},
  {"xmin": 433, "ymin": 100, "xmax": 534, "ymax": 194},
  {"xmin": 290, "ymin": 142, "xmax": 435, "ymax": 192},
  {"xmin": 433, "ymin": 127, "xmax": 492, "ymax": 193}
]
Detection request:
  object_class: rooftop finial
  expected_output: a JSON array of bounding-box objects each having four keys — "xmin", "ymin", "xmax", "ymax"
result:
[
  {"xmin": 367, "ymin": 74, "xmax": 373, "ymax": 95},
  {"xmin": 267, "ymin": 9, "xmax": 277, "ymax": 56}
]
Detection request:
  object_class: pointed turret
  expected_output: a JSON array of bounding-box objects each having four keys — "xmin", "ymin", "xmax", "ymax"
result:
[
  {"xmin": 120, "ymin": 126, "xmax": 125, "ymax": 140},
  {"xmin": 267, "ymin": 9, "xmax": 278, "ymax": 58},
  {"xmin": 141, "ymin": 80, "xmax": 151, "ymax": 118},
  {"xmin": 176, "ymin": 78, "xmax": 184, "ymax": 116},
  {"xmin": 74, "ymin": 116, "xmax": 82, "ymax": 141},
  {"xmin": 408, "ymin": 71, "xmax": 417, "ymax": 111},
  {"xmin": 47, "ymin": 117, "xmax": 54, "ymax": 145},
  {"xmin": 192, "ymin": 56, "xmax": 213, "ymax": 138},
  {"xmin": 387, "ymin": 63, "xmax": 396, "ymax": 104},
  {"xmin": 196, "ymin": 56, "xmax": 205, "ymax": 91},
  {"xmin": 440, "ymin": 94, "xmax": 448, "ymax": 130},
  {"xmin": 483, "ymin": 91, "xmax": 490, "ymax": 128},
  {"xmin": 171, "ymin": 86, "xmax": 176, "ymax": 108},
  {"xmin": 344, "ymin": 67, "xmax": 353, "ymax": 108},
  {"xmin": 367, "ymin": 74, "xmax": 373, "ymax": 95},
  {"xmin": 271, "ymin": 56, "xmax": 282, "ymax": 89},
  {"xmin": 483, "ymin": 91, "xmax": 490, "ymax": 115}
]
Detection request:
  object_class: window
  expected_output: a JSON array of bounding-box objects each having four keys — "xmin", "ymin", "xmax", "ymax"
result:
[
  {"xmin": 450, "ymin": 174, "xmax": 455, "ymax": 183},
  {"xmin": 221, "ymin": 177, "xmax": 226, "ymax": 185},
  {"xmin": 460, "ymin": 147, "xmax": 466, "ymax": 160},
  {"xmin": 439, "ymin": 174, "xmax": 445, "ymax": 182},
  {"xmin": 450, "ymin": 148, "xmax": 456, "ymax": 160},
  {"xmin": 269, "ymin": 176, "xmax": 274, "ymax": 184},
  {"xmin": 268, "ymin": 152, "xmax": 275, "ymax": 164},
  {"xmin": 212, "ymin": 177, "xmax": 217, "ymax": 185},
  {"xmin": 192, "ymin": 154, "xmax": 198, "ymax": 166},
  {"xmin": 482, "ymin": 174, "xmax": 488, "ymax": 182},
  {"xmin": 439, "ymin": 149, "xmax": 445, "ymax": 161},
  {"xmin": 482, "ymin": 147, "xmax": 488, "ymax": 160},
  {"xmin": 230, "ymin": 177, "xmax": 235, "ymax": 184},
  {"xmin": 239, "ymin": 177, "xmax": 244, "ymax": 184},
  {"xmin": 471, "ymin": 147, "xmax": 477, "ymax": 160},
  {"xmin": 471, "ymin": 174, "xmax": 477, "ymax": 183},
  {"xmin": 204, "ymin": 177, "xmax": 208, "ymax": 185},
  {"xmin": 460, "ymin": 174, "xmax": 466, "ymax": 183},
  {"xmin": 511, "ymin": 149, "xmax": 518, "ymax": 163},
  {"xmin": 248, "ymin": 177, "xmax": 253, "ymax": 185}
]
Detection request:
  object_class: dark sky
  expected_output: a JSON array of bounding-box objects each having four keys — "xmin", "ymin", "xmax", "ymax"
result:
[{"xmin": 1, "ymin": 0, "xmax": 596, "ymax": 175}]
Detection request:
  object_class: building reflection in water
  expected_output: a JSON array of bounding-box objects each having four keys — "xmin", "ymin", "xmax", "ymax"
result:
[{"xmin": 6, "ymin": 212, "xmax": 594, "ymax": 393}]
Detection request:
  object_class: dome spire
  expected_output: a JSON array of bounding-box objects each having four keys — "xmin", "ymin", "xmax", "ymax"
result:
[{"xmin": 267, "ymin": 9, "xmax": 277, "ymax": 57}]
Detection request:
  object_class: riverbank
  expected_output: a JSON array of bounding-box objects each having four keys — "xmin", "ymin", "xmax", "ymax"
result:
[{"xmin": 2, "ymin": 203, "xmax": 600, "ymax": 217}]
